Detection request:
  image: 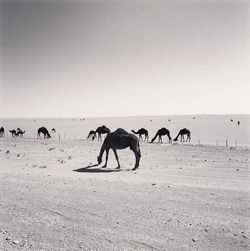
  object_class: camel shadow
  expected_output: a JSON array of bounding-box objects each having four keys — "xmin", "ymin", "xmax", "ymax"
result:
[{"xmin": 73, "ymin": 164, "xmax": 121, "ymax": 173}]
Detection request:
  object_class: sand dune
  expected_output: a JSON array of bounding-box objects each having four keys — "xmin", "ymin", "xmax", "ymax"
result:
[{"xmin": 0, "ymin": 138, "xmax": 249, "ymax": 250}]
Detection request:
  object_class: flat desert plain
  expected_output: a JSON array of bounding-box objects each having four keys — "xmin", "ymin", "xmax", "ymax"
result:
[{"xmin": 0, "ymin": 138, "xmax": 249, "ymax": 250}]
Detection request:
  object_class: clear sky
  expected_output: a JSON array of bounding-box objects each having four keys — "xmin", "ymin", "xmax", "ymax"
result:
[{"xmin": 0, "ymin": 0, "xmax": 249, "ymax": 118}]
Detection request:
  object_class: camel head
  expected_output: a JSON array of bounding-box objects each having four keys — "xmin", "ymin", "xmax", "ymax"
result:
[{"xmin": 97, "ymin": 156, "xmax": 102, "ymax": 165}]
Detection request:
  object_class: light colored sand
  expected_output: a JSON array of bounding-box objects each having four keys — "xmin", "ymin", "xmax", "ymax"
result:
[{"xmin": 0, "ymin": 138, "xmax": 249, "ymax": 250}]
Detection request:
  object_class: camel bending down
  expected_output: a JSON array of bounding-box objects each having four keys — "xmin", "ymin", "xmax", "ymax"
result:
[
  {"xmin": 94, "ymin": 125, "xmax": 110, "ymax": 141},
  {"xmin": 16, "ymin": 129, "xmax": 25, "ymax": 137},
  {"xmin": 173, "ymin": 128, "xmax": 191, "ymax": 142},
  {"xmin": 37, "ymin": 127, "xmax": 51, "ymax": 139},
  {"xmin": 151, "ymin": 128, "xmax": 172, "ymax": 143},
  {"xmin": 97, "ymin": 128, "xmax": 141, "ymax": 170},
  {"xmin": 87, "ymin": 130, "xmax": 96, "ymax": 140},
  {"xmin": 131, "ymin": 128, "xmax": 149, "ymax": 142}
]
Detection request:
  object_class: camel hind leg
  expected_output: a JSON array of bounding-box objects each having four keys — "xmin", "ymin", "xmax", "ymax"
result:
[{"xmin": 131, "ymin": 142, "xmax": 141, "ymax": 170}]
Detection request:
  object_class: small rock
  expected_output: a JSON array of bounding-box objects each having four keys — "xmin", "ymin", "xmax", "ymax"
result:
[
  {"xmin": 39, "ymin": 165, "xmax": 47, "ymax": 169},
  {"xmin": 13, "ymin": 240, "xmax": 19, "ymax": 245},
  {"xmin": 6, "ymin": 237, "xmax": 11, "ymax": 241},
  {"xmin": 17, "ymin": 153, "xmax": 20, "ymax": 157},
  {"xmin": 192, "ymin": 238, "xmax": 198, "ymax": 242},
  {"xmin": 6, "ymin": 150, "xmax": 10, "ymax": 154},
  {"xmin": 152, "ymin": 183, "xmax": 157, "ymax": 186},
  {"xmin": 49, "ymin": 148, "xmax": 55, "ymax": 151},
  {"xmin": 68, "ymin": 156, "xmax": 72, "ymax": 160},
  {"xmin": 60, "ymin": 160, "xmax": 65, "ymax": 164},
  {"xmin": 236, "ymin": 168, "xmax": 240, "ymax": 171}
]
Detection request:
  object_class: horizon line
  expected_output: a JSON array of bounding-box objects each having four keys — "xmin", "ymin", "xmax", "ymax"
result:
[{"xmin": 0, "ymin": 113, "xmax": 249, "ymax": 120}]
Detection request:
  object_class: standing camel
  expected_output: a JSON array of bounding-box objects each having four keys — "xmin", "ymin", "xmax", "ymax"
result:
[
  {"xmin": 0, "ymin": 127, "xmax": 5, "ymax": 137},
  {"xmin": 94, "ymin": 125, "xmax": 110, "ymax": 141},
  {"xmin": 131, "ymin": 128, "xmax": 149, "ymax": 142},
  {"xmin": 9, "ymin": 130, "xmax": 17, "ymax": 137},
  {"xmin": 173, "ymin": 128, "xmax": 191, "ymax": 142},
  {"xmin": 151, "ymin": 128, "xmax": 172, "ymax": 143},
  {"xmin": 37, "ymin": 127, "xmax": 51, "ymax": 139},
  {"xmin": 97, "ymin": 128, "xmax": 141, "ymax": 170}
]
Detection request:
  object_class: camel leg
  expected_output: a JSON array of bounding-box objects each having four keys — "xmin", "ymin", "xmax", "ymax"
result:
[
  {"xmin": 131, "ymin": 147, "xmax": 141, "ymax": 170},
  {"xmin": 102, "ymin": 149, "xmax": 109, "ymax": 168},
  {"xmin": 113, "ymin": 149, "xmax": 120, "ymax": 169}
]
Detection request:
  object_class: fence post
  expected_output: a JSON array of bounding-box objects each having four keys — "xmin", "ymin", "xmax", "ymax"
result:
[
  {"xmin": 198, "ymin": 140, "xmax": 200, "ymax": 147},
  {"xmin": 226, "ymin": 140, "xmax": 228, "ymax": 147}
]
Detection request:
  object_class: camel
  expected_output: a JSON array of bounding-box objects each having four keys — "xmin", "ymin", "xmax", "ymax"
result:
[
  {"xmin": 173, "ymin": 128, "xmax": 191, "ymax": 142},
  {"xmin": 94, "ymin": 125, "xmax": 111, "ymax": 141},
  {"xmin": 0, "ymin": 127, "xmax": 4, "ymax": 138},
  {"xmin": 16, "ymin": 129, "xmax": 25, "ymax": 137},
  {"xmin": 131, "ymin": 128, "xmax": 149, "ymax": 142},
  {"xmin": 97, "ymin": 128, "xmax": 141, "ymax": 170},
  {"xmin": 37, "ymin": 127, "xmax": 51, "ymax": 139},
  {"xmin": 87, "ymin": 130, "xmax": 96, "ymax": 140},
  {"xmin": 151, "ymin": 128, "xmax": 172, "ymax": 143},
  {"xmin": 9, "ymin": 129, "xmax": 17, "ymax": 137}
]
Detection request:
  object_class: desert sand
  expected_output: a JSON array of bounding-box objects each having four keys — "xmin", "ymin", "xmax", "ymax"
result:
[{"xmin": 0, "ymin": 138, "xmax": 249, "ymax": 250}]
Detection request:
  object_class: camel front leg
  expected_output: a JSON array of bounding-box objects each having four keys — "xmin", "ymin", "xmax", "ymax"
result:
[
  {"xmin": 112, "ymin": 149, "xmax": 120, "ymax": 169},
  {"xmin": 102, "ymin": 149, "xmax": 109, "ymax": 168}
]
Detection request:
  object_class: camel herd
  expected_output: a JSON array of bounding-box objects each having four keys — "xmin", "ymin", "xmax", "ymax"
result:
[
  {"xmin": 0, "ymin": 124, "xmax": 191, "ymax": 170},
  {"xmin": 87, "ymin": 126, "xmax": 191, "ymax": 144}
]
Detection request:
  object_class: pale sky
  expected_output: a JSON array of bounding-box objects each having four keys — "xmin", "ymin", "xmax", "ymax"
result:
[{"xmin": 0, "ymin": 0, "xmax": 249, "ymax": 118}]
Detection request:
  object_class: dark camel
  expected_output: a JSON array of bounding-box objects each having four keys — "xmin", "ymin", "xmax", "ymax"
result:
[
  {"xmin": 151, "ymin": 128, "xmax": 172, "ymax": 143},
  {"xmin": 87, "ymin": 130, "xmax": 96, "ymax": 140},
  {"xmin": 173, "ymin": 128, "xmax": 191, "ymax": 142},
  {"xmin": 16, "ymin": 129, "xmax": 25, "ymax": 137},
  {"xmin": 131, "ymin": 128, "xmax": 149, "ymax": 142},
  {"xmin": 97, "ymin": 128, "xmax": 141, "ymax": 170},
  {"xmin": 94, "ymin": 125, "xmax": 111, "ymax": 141},
  {"xmin": 9, "ymin": 130, "xmax": 17, "ymax": 137},
  {"xmin": 37, "ymin": 127, "xmax": 51, "ymax": 139},
  {"xmin": 0, "ymin": 127, "xmax": 4, "ymax": 137}
]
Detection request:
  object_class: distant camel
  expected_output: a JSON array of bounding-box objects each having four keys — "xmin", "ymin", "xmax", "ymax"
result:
[
  {"xmin": 151, "ymin": 128, "xmax": 172, "ymax": 143},
  {"xmin": 97, "ymin": 128, "xmax": 141, "ymax": 170},
  {"xmin": 16, "ymin": 130, "xmax": 25, "ymax": 137},
  {"xmin": 9, "ymin": 130, "xmax": 17, "ymax": 137},
  {"xmin": 37, "ymin": 127, "xmax": 51, "ymax": 139},
  {"xmin": 0, "ymin": 127, "xmax": 4, "ymax": 137},
  {"xmin": 94, "ymin": 125, "xmax": 111, "ymax": 141},
  {"xmin": 131, "ymin": 128, "xmax": 149, "ymax": 142},
  {"xmin": 173, "ymin": 128, "xmax": 191, "ymax": 142},
  {"xmin": 238, "ymin": 121, "xmax": 240, "ymax": 126},
  {"xmin": 87, "ymin": 130, "xmax": 96, "ymax": 140}
]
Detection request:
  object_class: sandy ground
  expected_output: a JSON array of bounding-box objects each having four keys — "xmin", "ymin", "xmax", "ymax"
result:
[{"xmin": 0, "ymin": 138, "xmax": 249, "ymax": 251}]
